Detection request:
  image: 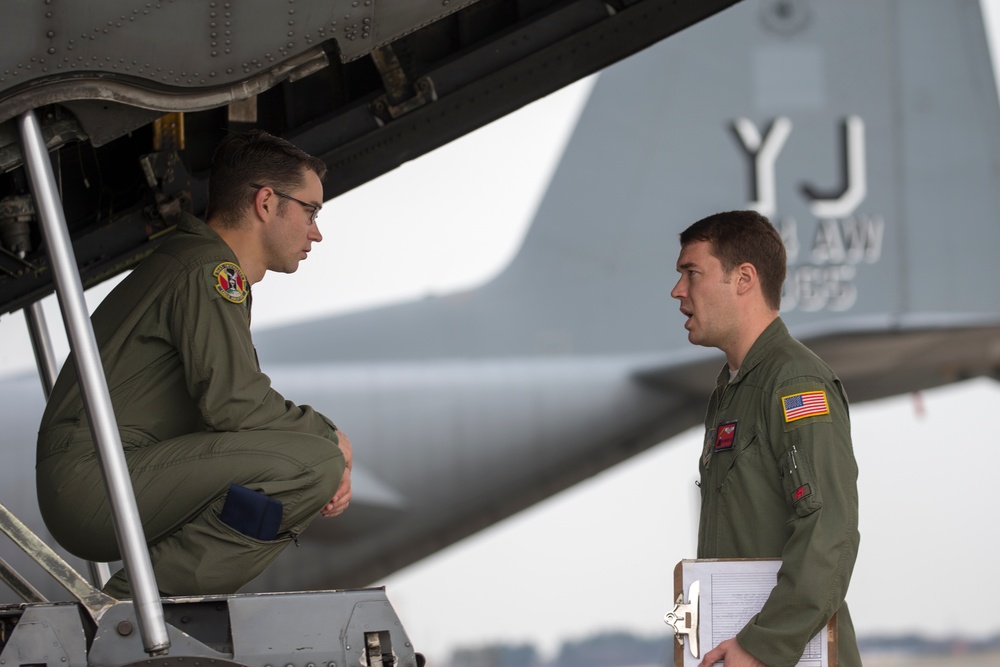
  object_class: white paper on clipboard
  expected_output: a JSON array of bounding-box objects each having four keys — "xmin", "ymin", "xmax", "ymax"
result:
[{"xmin": 668, "ymin": 559, "xmax": 832, "ymax": 667}]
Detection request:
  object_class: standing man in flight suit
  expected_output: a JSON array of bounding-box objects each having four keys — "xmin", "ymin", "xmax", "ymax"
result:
[
  {"xmin": 671, "ymin": 210, "xmax": 861, "ymax": 667},
  {"xmin": 37, "ymin": 130, "xmax": 351, "ymax": 598}
]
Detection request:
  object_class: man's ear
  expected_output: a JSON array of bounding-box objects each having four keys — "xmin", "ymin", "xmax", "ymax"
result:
[
  {"xmin": 735, "ymin": 262, "xmax": 757, "ymax": 295},
  {"xmin": 253, "ymin": 186, "xmax": 273, "ymax": 220}
]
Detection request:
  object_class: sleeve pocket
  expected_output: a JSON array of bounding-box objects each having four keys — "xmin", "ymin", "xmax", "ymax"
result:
[{"xmin": 779, "ymin": 446, "xmax": 823, "ymax": 520}]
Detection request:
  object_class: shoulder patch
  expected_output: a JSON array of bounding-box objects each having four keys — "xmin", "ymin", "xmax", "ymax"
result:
[
  {"xmin": 781, "ymin": 390, "xmax": 830, "ymax": 423},
  {"xmin": 212, "ymin": 262, "xmax": 249, "ymax": 304}
]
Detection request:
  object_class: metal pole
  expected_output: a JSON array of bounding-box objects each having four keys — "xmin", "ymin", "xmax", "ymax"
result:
[
  {"xmin": 17, "ymin": 109, "xmax": 170, "ymax": 655},
  {"xmin": 24, "ymin": 303, "xmax": 59, "ymax": 394},
  {"xmin": 24, "ymin": 302, "xmax": 114, "ymax": 588},
  {"xmin": 0, "ymin": 554, "xmax": 46, "ymax": 604}
]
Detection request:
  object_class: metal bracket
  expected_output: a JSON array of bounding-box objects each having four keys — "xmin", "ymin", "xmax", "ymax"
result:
[
  {"xmin": 138, "ymin": 150, "xmax": 193, "ymax": 226},
  {"xmin": 365, "ymin": 631, "xmax": 395, "ymax": 667},
  {"xmin": 152, "ymin": 113, "xmax": 185, "ymax": 153},
  {"xmin": 664, "ymin": 579, "xmax": 700, "ymax": 658},
  {"xmin": 370, "ymin": 45, "xmax": 437, "ymax": 124}
]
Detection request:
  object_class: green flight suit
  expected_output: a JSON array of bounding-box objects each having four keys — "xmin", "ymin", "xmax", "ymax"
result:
[
  {"xmin": 698, "ymin": 318, "xmax": 860, "ymax": 667},
  {"xmin": 36, "ymin": 214, "xmax": 345, "ymax": 597}
]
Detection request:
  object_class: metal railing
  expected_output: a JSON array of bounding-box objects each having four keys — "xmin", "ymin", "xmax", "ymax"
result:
[{"xmin": 16, "ymin": 108, "xmax": 170, "ymax": 655}]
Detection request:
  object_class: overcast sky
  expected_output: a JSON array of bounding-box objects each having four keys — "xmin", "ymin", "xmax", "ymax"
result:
[{"xmin": 2, "ymin": 2, "xmax": 1000, "ymax": 663}]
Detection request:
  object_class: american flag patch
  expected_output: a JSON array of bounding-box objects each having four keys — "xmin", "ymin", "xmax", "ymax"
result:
[{"xmin": 781, "ymin": 390, "xmax": 830, "ymax": 422}]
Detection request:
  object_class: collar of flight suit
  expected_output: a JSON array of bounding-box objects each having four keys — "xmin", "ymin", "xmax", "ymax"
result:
[
  {"xmin": 176, "ymin": 213, "xmax": 229, "ymax": 247},
  {"xmin": 174, "ymin": 212, "xmax": 252, "ymax": 312},
  {"xmin": 714, "ymin": 317, "xmax": 790, "ymax": 391}
]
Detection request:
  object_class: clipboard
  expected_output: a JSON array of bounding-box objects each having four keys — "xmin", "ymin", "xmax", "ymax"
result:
[{"xmin": 664, "ymin": 559, "xmax": 837, "ymax": 667}]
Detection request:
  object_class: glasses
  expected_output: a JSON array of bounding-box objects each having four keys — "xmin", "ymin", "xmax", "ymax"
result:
[{"xmin": 250, "ymin": 183, "xmax": 321, "ymax": 223}]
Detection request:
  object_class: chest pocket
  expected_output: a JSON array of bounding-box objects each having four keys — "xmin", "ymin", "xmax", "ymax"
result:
[{"xmin": 710, "ymin": 427, "xmax": 762, "ymax": 490}]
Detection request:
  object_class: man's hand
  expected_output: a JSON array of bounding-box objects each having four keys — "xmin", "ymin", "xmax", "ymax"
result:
[
  {"xmin": 321, "ymin": 430, "xmax": 353, "ymax": 518},
  {"xmin": 698, "ymin": 638, "xmax": 767, "ymax": 667}
]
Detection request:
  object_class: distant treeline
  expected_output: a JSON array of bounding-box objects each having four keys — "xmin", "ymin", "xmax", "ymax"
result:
[
  {"xmin": 440, "ymin": 630, "xmax": 1000, "ymax": 667},
  {"xmin": 445, "ymin": 631, "xmax": 668, "ymax": 667},
  {"xmin": 858, "ymin": 632, "xmax": 1000, "ymax": 655}
]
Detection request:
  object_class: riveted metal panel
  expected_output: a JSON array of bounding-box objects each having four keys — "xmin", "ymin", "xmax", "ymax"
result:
[
  {"xmin": 371, "ymin": 0, "xmax": 481, "ymax": 49},
  {"xmin": 228, "ymin": 589, "xmax": 418, "ymax": 667},
  {"xmin": 0, "ymin": 604, "xmax": 88, "ymax": 667},
  {"xmin": 0, "ymin": 0, "xmax": 487, "ymax": 122}
]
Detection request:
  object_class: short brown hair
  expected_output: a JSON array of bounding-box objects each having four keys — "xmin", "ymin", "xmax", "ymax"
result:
[
  {"xmin": 206, "ymin": 130, "xmax": 327, "ymax": 228},
  {"xmin": 679, "ymin": 210, "xmax": 786, "ymax": 310}
]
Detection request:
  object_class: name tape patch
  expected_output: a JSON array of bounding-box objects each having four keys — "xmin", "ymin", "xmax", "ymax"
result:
[
  {"xmin": 781, "ymin": 390, "xmax": 830, "ymax": 423},
  {"xmin": 714, "ymin": 421, "xmax": 738, "ymax": 451}
]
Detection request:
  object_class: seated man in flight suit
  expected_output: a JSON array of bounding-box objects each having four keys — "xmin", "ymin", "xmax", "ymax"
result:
[{"xmin": 36, "ymin": 130, "xmax": 351, "ymax": 598}]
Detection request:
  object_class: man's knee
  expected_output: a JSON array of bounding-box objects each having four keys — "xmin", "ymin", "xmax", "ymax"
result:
[
  {"xmin": 300, "ymin": 449, "xmax": 344, "ymax": 511},
  {"xmin": 269, "ymin": 438, "xmax": 343, "ymax": 528}
]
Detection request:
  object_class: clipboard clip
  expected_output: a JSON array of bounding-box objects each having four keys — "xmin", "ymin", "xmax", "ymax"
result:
[{"xmin": 664, "ymin": 579, "xmax": 700, "ymax": 658}]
